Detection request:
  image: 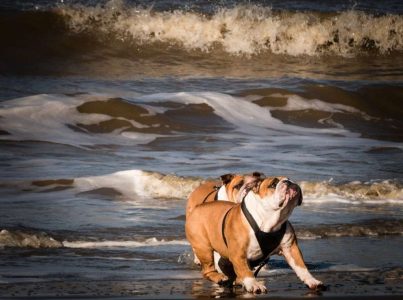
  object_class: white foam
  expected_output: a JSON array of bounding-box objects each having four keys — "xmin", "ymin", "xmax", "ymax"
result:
[
  {"xmin": 136, "ymin": 92, "xmax": 352, "ymax": 136},
  {"xmin": 0, "ymin": 94, "xmax": 161, "ymax": 147},
  {"xmin": 0, "ymin": 91, "xmax": 383, "ymax": 148},
  {"xmin": 35, "ymin": 168, "xmax": 403, "ymax": 204},
  {"xmin": 60, "ymin": 2, "xmax": 403, "ymax": 56},
  {"xmin": 277, "ymin": 94, "xmax": 371, "ymax": 115},
  {"xmin": 74, "ymin": 169, "xmax": 202, "ymax": 199},
  {"xmin": 303, "ymin": 196, "xmax": 403, "ymax": 205},
  {"xmin": 300, "ymin": 179, "xmax": 403, "ymax": 203},
  {"xmin": 63, "ymin": 237, "xmax": 189, "ymax": 248},
  {"xmin": 0, "ymin": 229, "xmax": 63, "ymax": 248}
]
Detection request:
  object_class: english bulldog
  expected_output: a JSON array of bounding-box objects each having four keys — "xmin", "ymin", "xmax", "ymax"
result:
[
  {"xmin": 185, "ymin": 176, "xmax": 323, "ymax": 293},
  {"xmin": 186, "ymin": 172, "xmax": 263, "ymax": 219},
  {"xmin": 186, "ymin": 172, "xmax": 263, "ymax": 265}
]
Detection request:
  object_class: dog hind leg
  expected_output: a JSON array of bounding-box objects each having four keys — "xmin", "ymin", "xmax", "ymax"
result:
[{"xmin": 193, "ymin": 246, "xmax": 229, "ymax": 285}]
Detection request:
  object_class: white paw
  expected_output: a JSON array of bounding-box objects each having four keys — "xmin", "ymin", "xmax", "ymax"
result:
[
  {"xmin": 243, "ymin": 277, "xmax": 267, "ymax": 294},
  {"xmin": 304, "ymin": 277, "xmax": 323, "ymax": 289},
  {"xmin": 193, "ymin": 254, "xmax": 201, "ymax": 266}
]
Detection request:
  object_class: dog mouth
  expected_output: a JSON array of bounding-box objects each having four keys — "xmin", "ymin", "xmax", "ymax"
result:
[{"xmin": 278, "ymin": 181, "xmax": 301, "ymax": 208}]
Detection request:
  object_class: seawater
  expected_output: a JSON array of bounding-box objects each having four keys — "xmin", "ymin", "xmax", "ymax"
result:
[{"xmin": 0, "ymin": 0, "xmax": 402, "ymax": 293}]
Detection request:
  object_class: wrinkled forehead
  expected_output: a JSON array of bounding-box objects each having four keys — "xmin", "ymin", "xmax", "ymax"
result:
[
  {"xmin": 258, "ymin": 176, "xmax": 288, "ymax": 197},
  {"xmin": 227, "ymin": 174, "xmax": 244, "ymax": 188},
  {"xmin": 227, "ymin": 173, "xmax": 263, "ymax": 190}
]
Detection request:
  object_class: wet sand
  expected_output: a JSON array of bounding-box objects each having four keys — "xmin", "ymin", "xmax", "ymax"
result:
[{"xmin": 1, "ymin": 268, "xmax": 402, "ymax": 299}]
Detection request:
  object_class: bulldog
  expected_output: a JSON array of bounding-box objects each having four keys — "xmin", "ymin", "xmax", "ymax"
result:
[
  {"xmin": 185, "ymin": 177, "xmax": 323, "ymax": 293},
  {"xmin": 186, "ymin": 172, "xmax": 263, "ymax": 219},
  {"xmin": 186, "ymin": 172, "xmax": 263, "ymax": 265}
]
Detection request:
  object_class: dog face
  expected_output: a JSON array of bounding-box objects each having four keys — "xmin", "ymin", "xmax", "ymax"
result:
[
  {"xmin": 221, "ymin": 172, "xmax": 264, "ymax": 203},
  {"xmin": 255, "ymin": 177, "xmax": 303, "ymax": 210}
]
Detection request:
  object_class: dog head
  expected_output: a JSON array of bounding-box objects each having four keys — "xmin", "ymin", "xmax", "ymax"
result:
[
  {"xmin": 220, "ymin": 172, "xmax": 264, "ymax": 203},
  {"xmin": 254, "ymin": 177, "xmax": 303, "ymax": 211}
]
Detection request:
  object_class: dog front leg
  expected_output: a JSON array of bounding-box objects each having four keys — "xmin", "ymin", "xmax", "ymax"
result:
[{"xmin": 282, "ymin": 239, "xmax": 323, "ymax": 289}]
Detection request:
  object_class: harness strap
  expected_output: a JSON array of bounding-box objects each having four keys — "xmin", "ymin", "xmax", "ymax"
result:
[
  {"xmin": 241, "ymin": 198, "xmax": 288, "ymax": 277},
  {"xmin": 241, "ymin": 197, "xmax": 260, "ymax": 233},
  {"xmin": 221, "ymin": 206, "xmax": 233, "ymax": 247},
  {"xmin": 201, "ymin": 185, "xmax": 220, "ymax": 204}
]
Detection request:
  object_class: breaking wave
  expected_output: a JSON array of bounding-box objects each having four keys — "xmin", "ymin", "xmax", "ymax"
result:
[
  {"xmin": 56, "ymin": 2, "xmax": 403, "ymax": 57},
  {"xmin": 2, "ymin": 1, "xmax": 403, "ymax": 58},
  {"xmin": 300, "ymin": 180, "xmax": 403, "ymax": 203},
  {"xmin": 4, "ymin": 89, "xmax": 401, "ymax": 147},
  {"xmin": 73, "ymin": 170, "xmax": 203, "ymax": 200},
  {"xmin": 0, "ymin": 92, "xmax": 350, "ymax": 147},
  {"xmin": 26, "ymin": 170, "xmax": 403, "ymax": 203},
  {"xmin": 296, "ymin": 219, "xmax": 403, "ymax": 239},
  {"xmin": 63, "ymin": 237, "xmax": 189, "ymax": 249},
  {"xmin": 0, "ymin": 229, "xmax": 63, "ymax": 248},
  {"xmin": 0, "ymin": 228, "xmax": 188, "ymax": 249},
  {"xmin": 2, "ymin": 219, "xmax": 402, "ymax": 249}
]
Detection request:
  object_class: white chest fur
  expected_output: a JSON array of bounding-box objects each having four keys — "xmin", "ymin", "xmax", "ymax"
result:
[
  {"xmin": 246, "ymin": 228, "xmax": 263, "ymax": 261},
  {"xmin": 243, "ymin": 193, "xmax": 285, "ymax": 261},
  {"xmin": 217, "ymin": 185, "xmax": 228, "ymax": 201}
]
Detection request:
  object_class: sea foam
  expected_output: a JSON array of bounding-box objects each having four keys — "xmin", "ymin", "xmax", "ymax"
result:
[
  {"xmin": 27, "ymin": 169, "xmax": 403, "ymax": 203},
  {"xmin": 74, "ymin": 169, "xmax": 202, "ymax": 199},
  {"xmin": 0, "ymin": 92, "xmax": 355, "ymax": 148},
  {"xmin": 0, "ymin": 229, "xmax": 63, "ymax": 248},
  {"xmin": 0, "ymin": 94, "xmax": 161, "ymax": 147},
  {"xmin": 63, "ymin": 237, "xmax": 189, "ymax": 249},
  {"xmin": 59, "ymin": 1, "xmax": 403, "ymax": 56}
]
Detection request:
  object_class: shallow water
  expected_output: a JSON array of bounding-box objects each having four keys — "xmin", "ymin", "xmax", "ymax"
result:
[{"xmin": 0, "ymin": 0, "xmax": 402, "ymax": 297}]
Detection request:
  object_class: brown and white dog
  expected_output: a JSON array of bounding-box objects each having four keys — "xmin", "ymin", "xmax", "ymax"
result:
[
  {"xmin": 185, "ymin": 176, "xmax": 323, "ymax": 293},
  {"xmin": 186, "ymin": 172, "xmax": 263, "ymax": 265},
  {"xmin": 186, "ymin": 172, "xmax": 263, "ymax": 218}
]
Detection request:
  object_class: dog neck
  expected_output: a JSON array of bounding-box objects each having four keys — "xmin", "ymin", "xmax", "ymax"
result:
[
  {"xmin": 243, "ymin": 191, "xmax": 289, "ymax": 232},
  {"xmin": 217, "ymin": 185, "xmax": 228, "ymax": 201}
]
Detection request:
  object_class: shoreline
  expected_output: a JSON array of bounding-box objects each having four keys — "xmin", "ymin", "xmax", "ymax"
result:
[{"xmin": 1, "ymin": 269, "xmax": 402, "ymax": 299}]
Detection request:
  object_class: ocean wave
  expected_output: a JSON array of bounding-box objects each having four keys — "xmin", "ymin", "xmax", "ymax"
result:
[
  {"xmin": 1, "ymin": 88, "xmax": 402, "ymax": 148},
  {"xmin": 74, "ymin": 170, "xmax": 203, "ymax": 199},
  {"xmin": 1, "ymin": 92, "xmax": 359, "ymax": 147},
  {"xmin": 26, "ymin": 170, "xmax": 203, "ymax": 200},
  {"xmin": 1, "ymin": 2, "xmax": 402, "ymax": 58},
  {"xmin": 63, "ymin": 237, "xmax": 189, "ymax": 249},
  {"xmin": 2, "ymin": 220, "xmax": 401, "ymax": 250},
  {"xmin": 56, "ymin": 2, "xmax": 403, "ymax": 57},
  {"xmin": 0, "ymin": 94, "xmax": 162, "ymax": 147},
  {"xmin": 0, "ymin": 228, "xmax": 189, "ymax": 249},
  {"xmin": 0, "ymin": 229, "xmax": 63, "ymax": 248},
  {"xmin": 26, "ymin": 169, "xmax": 403, "ymax": 203},
  {"xmin": 297, "ymin": 219, "xmax": 403, "ymax": 239},
  {"xmin": 301, "ymin": 180, "xmax": 403, "ymax": 202}
]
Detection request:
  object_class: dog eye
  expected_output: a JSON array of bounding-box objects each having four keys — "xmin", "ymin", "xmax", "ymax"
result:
[
  {"xmin": 269, "ymin": 178, "xmax": 279, "ymax": 189},
  {"xmin": 234, "ymin": 180, "xmax": 244, "ymax": 189}
]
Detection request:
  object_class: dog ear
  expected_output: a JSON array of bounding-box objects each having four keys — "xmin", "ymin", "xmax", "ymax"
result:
[
  {"xmin": 220, "ymin": 173, "xmax": 234, "ymax": 185},
  {"xmin": 252, "ymin": 179, "xmax": 263, "ymax": 193},
  {"xmin": 252, "ymin": 172, "xmax": 264, "ymax": 179},
  {"xmin": 298, "ymin": 194, "xmax": 303, "ymax": 206}
]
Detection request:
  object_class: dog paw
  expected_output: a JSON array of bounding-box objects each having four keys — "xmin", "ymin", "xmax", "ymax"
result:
[
  {"xmin": 209, "ymin": 272, "xmax": 229, "ymax": 285},
  {"xmin": 193, "ymin": 256, "xmax": 201, "ymax": 266},
  {"xmin": 243, "ymin": 277, "xmax": 267, "ymax": 294},
  {"xmin": 305, "ymin": 277, "xmax": 323, "ymax": 290}
]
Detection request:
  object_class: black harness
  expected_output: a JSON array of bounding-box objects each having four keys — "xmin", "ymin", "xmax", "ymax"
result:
[
  {"xmin": 201, "ymin": 185, "xmax": 220, "ymax": 204},
  {"xmin": 221, "ymin": 197, "xmax": 287, "ymax": 277}
]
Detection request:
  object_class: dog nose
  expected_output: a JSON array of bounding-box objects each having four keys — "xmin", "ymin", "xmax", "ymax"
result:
[{"xmin": 283, "ymin": 180, "xmax": 292, "ymax": 187}]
